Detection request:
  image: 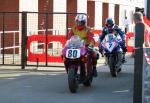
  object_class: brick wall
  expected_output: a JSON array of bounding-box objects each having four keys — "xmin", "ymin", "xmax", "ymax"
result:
[{"xmin": 0, "ymin": 0, "xmax": 19, "ymax": 54}]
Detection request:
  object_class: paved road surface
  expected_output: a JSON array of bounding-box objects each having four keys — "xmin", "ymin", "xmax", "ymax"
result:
[{"xmin": 0, "ymin": 53, "xmax": 134, "ymax": 103}]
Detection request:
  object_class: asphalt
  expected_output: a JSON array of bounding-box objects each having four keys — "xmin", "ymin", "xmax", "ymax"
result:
[{"xmin": 0, "ymin": 53, "xmax": 134, "ymax": 103}]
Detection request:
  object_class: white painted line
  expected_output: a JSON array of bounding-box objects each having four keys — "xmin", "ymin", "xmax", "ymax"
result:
[{"xmin": 113, "ymin": 90, "xmax": 129, "ymax": 93}]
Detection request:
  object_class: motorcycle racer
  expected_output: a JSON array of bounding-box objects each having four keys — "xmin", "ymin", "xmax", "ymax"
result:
[
  {"xmin": 68, "ymin": 14, "xmax": 98, "ymax": 77},
  {"xmin": 98, "ymin": 18, "xmax": 127, "ymax": 63}
]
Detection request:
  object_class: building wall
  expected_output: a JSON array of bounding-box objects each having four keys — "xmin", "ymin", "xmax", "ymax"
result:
[
  {"xmin": 95, "ymin": 1, "xmax": 102, "ymax": 29},
  {"xmin": 77, "ymin": 0, "xmax": 87, "ymax": 13},
  {"xmin": 0, "ymin": 0, "xmax": 145, "ymax": 54},
  {"xmin": 0, "ymin": 0, "xmax": 19, "ymax": 12},
  {"xmin": 19, "ymin": 0, "xmax": 38, "ymax": 54},
  {"xmin": 19, "ymin": 0, "xmax": 38, "ymax": 35},
  {"xmin": 119, "ymin": 4, "xmax": 135, "ymax": 31},
  {"xmin": 53, "ymin": 0, "xmax": 66, "ymax": 35},
  {"xmin": 95, "ymin": 0, "xmax": 144, "ymax": 30},
  {"xmin": 87, "ymin": 1, "xmax": 95, "ymax": 28},
  {"xmin": 109, "ymin": 4, "xmax": 115, "ymax": 20},
  {"xmin": 0, "ymin": 0, "xmax": 19, "ymax": 31},
  {"xmin": 0, "ymin": 0, "xmax": 145, "ymax": 33},
  {"xmin": 67, "ymin": 0, "xmax": 77, "ymax": 28},
  {"xmin": 38, "ymin": 0, "xmax": 53, "ymax": 49},
  {"xmin": 0, "ymin": 0, "xmax": 19, "ymax": 54},
  {"xmin": 115, "ymin": 4, "xmax": 119, "ymax": 25},
  {"xmin": 38, "ymin": 0, "xmax": 53, "ymax": 34},
  {"xmin": 102, "ymin": 3, "xmax": 108, "ymax": 27}
]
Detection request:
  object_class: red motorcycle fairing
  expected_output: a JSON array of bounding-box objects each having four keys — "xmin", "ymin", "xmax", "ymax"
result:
[
  {"xmin": 64, "ymin": 58, "xmax": 81, "ymax": 73},
  {"xmin": 62, "ymin": 35, "xmax": 94, "ymax": 93}
]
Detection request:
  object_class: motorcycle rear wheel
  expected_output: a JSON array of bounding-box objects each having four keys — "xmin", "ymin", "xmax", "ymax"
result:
[
  {"xmin": 83, "ymin": 75, "xmax": 93, "ymax": 87},
  {"xmin": 83, "ymin": 53, "xmax": 93, "ymax": 86}
]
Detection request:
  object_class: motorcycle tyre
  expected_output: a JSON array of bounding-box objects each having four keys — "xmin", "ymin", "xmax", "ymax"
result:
[
  {"xmin": 83, "ymin": 75, "xmax": 93, "ymax": 87},
  {"xmin": 83, "ymin": 52, "xmax": 93, "ymax": 87},
  {"xmin": 117, "ymin": 68, "xmax": 121, "ymax": 73},
  {"xmin": 68, "ymin": 68, "xmax": 78, "ymax": 93},
  {"xmin": 109, "ymin": 56, "xmax": 117, "ymax": 77}
]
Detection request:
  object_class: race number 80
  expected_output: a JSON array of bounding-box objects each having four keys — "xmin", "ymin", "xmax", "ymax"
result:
[{"xmin": 66, "ymin": 49, "xmax": 80, "ymax": 59}]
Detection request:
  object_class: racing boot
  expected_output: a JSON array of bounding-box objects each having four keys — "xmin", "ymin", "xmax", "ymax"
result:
[
  {"xmin": 122, "ymin": 52, "xmax": 126, "ymax": 63},
  {"xmin": 93, "ymin": 66, "xmax": 97, "ymax": 77},
  {"xmin": 116, "ymin": 52, "xmax": 122, "ymax": 72},
  {"xmin": 79, "ymin": 62, "xmax": 86, "ymax": 83}
]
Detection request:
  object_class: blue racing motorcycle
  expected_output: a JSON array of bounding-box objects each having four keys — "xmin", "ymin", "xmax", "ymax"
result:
[{"xmin": 101, "ymin": 33, "xmax": 123, "ymax": 77}]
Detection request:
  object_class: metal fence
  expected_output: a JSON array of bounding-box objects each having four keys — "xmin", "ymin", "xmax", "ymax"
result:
[
  {"xmin": 0, "ymin": 12, "xmax": 87, "ymax": 69},
  {"xmin": 0, "ymin": 12, "xmax": 20, "ymax": 66}
]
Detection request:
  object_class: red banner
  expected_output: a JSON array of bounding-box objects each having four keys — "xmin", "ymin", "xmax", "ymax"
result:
[
  {"xmin": 27, "ymin": 35, "xmax": 66, "ymax": 63},
  {"xmin": 27, "ymin": 31, "xmax": 134, "ymax": 63}
]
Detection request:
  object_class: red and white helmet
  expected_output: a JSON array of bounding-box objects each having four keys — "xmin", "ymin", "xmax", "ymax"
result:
[{"xmin": 75, "ymin": 14, "xmax": 87, "ymax": 26}]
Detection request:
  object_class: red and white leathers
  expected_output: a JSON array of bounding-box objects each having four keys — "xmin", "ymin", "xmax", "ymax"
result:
[{"xmin": 67, "ymin": 25, "xmax": 98, "ymax": 76}]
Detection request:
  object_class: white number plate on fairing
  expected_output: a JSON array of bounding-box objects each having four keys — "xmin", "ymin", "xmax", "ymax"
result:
[
  {"xmin": 66, "ymin": 49, "xmax": 80, "ymax": 59},
  {"xmin": 105, "ymin": 42, "xmax": 116, "ymax": 52}
]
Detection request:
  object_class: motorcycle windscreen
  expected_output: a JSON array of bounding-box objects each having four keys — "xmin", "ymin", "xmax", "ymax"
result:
[
  {"xmin": 65, "ymin": 35, "xmax": 84, "ymax": 48},
  {"xmin": 104, "ymin": 33, "xmax": 118, "ymax": 52}
]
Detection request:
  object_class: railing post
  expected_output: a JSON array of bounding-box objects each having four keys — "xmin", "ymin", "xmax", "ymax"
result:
[
  {"xmin": 2, "ymin": 12, "xmax": 5, "ymax": 64},
  {"xmin": 36, "ymin": 58, "xmax": 39, "ymax": 68},
  {"xmin": 66, "ymin": 14, "xmax": 68, "ymax": 39},
  {"xmin": 21, "ymin": 12, "xmax": 27, "ymax": 69},
  {"xmin": 13, "ymin": 32, "xmax": 15, "ymax": 64},
  {"xmin": 45, "ymin": 13, "xmax": 48, "ymax": 66},
  {"xmin": 133, "ymin": 22, "xmax": 144, "ymax": 103},
  {"xmin": 0, "ymin": 33, "xmax": 2, "ymax": 61},
  {"xmin": 147, "ymin": 0, "xmax": 150, "ymax": 20}
]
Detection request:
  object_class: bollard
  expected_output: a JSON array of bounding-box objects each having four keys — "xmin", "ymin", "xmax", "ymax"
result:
[{"xmin": 36, "ymin": 58, "xmax": 39, "ymax": 68}]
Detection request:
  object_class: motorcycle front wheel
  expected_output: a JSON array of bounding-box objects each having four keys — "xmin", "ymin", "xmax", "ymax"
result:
[
  {"xmin": 68, "ymin": 68, "xmax": 78, "ymax": 93},
  {"xmin": 109, "ymin": 56, "xmax": 117, "ymax": 77}
]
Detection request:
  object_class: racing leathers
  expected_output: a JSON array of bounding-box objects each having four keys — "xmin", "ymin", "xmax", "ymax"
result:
[
  {"xmin": 68, "ymin": 26, "xmax": 98, "ymax": 77},
  {"xmin": 98, "ymin": 24, "xmax": 127, "ymax": 62}
]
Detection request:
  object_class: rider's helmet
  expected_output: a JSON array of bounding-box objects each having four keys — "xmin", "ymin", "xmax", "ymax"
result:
[
  {"xmin": 75, "ymin": 14, "xmax": 87, "ymax": 30},
  {"xmin": 105, "ymin": 18, "xmax": 115, "ymax": 33},
  {"xmin": 105, "ymin": 18, "xmax": 114, "ymax": 28}
]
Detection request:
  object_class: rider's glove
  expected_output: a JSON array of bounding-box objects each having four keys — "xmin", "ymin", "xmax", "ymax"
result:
[
  {"xmin": 99, "ymin": 48, "xmax": 104, "ymax": 57},
  {"xmin": 122, "ymin": 47, "xmax": 127, "ymax": 52},
  {"xmin": 99, "ymin": 48, "xmax": 103, "ymax": 53},
  {"xmin": 88, "ymin": 43, "xmax": 94, "ymax": 50},
  {"xmin": 122, "ymin": 40, "xmax": 125, "ymax": 44},
  {"xmin": 98, "ymin": 44, "xmax": 103, "ymax": 53}
]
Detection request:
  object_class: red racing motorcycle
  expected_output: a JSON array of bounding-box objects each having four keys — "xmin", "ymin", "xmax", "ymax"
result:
[{"xmin": 62, "ymin": 35, "xmax": 94, "ymax": 93}]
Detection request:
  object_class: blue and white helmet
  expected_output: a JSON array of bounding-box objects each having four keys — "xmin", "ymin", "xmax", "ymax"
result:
[{"xmin": 105, "ymin": 18, "xmax": 115, "ymax": 27}]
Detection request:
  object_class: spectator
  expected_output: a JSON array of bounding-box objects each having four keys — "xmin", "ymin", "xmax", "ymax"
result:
[
  {"xmin": 133, "ymin": 12, "xmax": 150, "ymax": 47},
  {"xmin": 144, "ymin": 16, "xmax": 150, "ymax": 27},
  {"xmin": 123, "ymin": 16, "xmax": 130, "ymax": 34}
]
